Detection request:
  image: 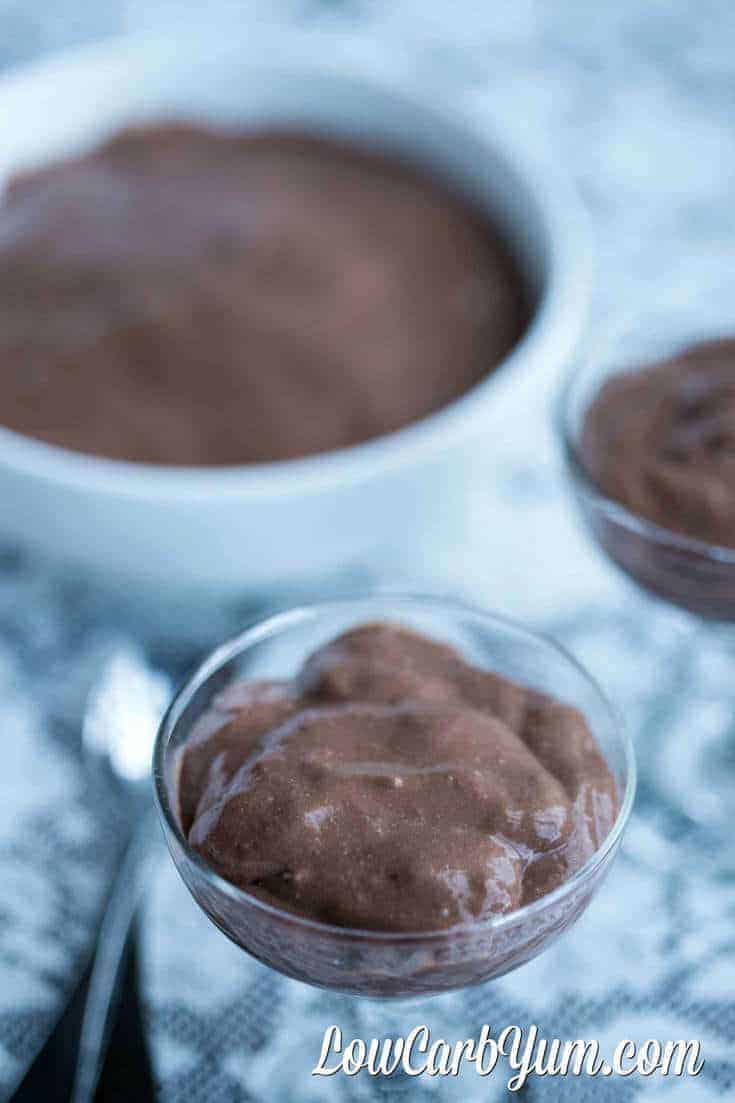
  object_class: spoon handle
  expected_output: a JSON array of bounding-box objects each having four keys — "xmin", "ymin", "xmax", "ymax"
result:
[{"xmin": 71, "ymin": 801, "xmax": 161, "ymax": 1103}]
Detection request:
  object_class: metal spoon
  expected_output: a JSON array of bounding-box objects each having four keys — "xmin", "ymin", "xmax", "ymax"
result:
[{"xmin": 71, "ymin": 647, "xmax": 170, "ymax": 1103}]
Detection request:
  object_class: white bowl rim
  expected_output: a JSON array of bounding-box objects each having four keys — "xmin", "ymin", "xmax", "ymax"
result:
[{"xmin": 0, "ymin": 31, "xmax": 592, "ymax": 501}]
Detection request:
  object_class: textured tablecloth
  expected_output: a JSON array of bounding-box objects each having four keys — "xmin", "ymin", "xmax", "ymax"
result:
[
  {"xmin": 1, "ymin": 1, "xmax": 734, "ymax": 1099},
  {"xmin": 0, "ymin": 564, "xmax": 132, "ymax": 1098}
]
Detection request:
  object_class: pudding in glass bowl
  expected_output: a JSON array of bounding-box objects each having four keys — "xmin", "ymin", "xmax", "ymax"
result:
[
  {"xmin": 560, "ymin": 310, "xmax": 735, "ymax": 619},
  {"xmin": 153, "ymin": 595, "xmax": 634, "ymax": 998}
]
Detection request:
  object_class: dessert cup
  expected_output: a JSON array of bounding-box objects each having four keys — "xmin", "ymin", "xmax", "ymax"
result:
[
  {"xmin": 558, "ymin": 300, "xmax": 735, "ymax": 824},
  {"xmin": 153, "ymin": 594, "xmax": 635, "ymax": 999},
  {"xmin": 559, "ymin": 304, "xmax": 735, "ymax": 620}
]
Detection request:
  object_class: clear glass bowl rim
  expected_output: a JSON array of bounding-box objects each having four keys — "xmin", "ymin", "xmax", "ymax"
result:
[
  {"xmin": 152, "ymin": 592, "xmax": 637, "ymax": 944},
  {"xmin": 556, "ymin": 317, "xmax": 735, "ymax": 564}
]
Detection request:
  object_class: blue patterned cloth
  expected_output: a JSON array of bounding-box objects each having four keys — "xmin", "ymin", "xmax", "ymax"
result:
[{"xmin": 1, "ymin": 1, "xmax": 734, "ymax": 1099}]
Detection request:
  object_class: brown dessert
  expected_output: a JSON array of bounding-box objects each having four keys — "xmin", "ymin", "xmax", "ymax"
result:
[
  {"xmin": 580, "ymin": 339, "xmax": 735, "ymax": 548},
  {"xmin": 0, "ymin": 123, "xmax": 528, "ymax": 465},
  {"xmin": 176, "ymin": 622, "xmax": 618, "ymax": 932}
]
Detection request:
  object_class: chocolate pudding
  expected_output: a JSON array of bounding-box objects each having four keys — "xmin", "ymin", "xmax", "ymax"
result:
[
  {"xmin": 581, "ymin": 339, "xmax": 735, "ymax": 548},
  {"xmin": 0, "ymin": 123, "xmax": 528, "ymax": 465},
  {"xmin": 176, "ymin": 622, "xmax": 618, "ymax": 932}
]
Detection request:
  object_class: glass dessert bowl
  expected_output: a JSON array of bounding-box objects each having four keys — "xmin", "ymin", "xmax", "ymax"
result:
[
  {"xmin": 153, "ymin": 595, "xmax": 634, "ymax": 999},
  {"xmin": 558, "ymin": 301, "xmax": 735, "ymax": 826},
  {"xmin": 559, "ymin": 306, "xmax": 735, "ymax": 620}
]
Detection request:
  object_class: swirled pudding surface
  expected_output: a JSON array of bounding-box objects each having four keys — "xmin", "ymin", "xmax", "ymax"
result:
[
  {"xmin": 176, "ymin": 623, "xmax": 617, "ymax": 932},
  {"xmin": 581, "ymin": 339, "xmax": 735, "ymax": 548}
]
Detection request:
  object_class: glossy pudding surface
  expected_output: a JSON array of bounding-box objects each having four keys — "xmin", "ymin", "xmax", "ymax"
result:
[
  {"xmin": 176, "ymin": 622, "xmax": 618, "ymax": 932},
  {"xmin": 581, "ymin": 339, "xmax": 735, "ymax": 549}
]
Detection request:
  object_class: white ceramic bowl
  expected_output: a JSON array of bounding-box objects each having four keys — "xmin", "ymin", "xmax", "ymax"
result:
[{"xmin": 0, "ymin": 31, "xmax": 592, "ymax": 602}]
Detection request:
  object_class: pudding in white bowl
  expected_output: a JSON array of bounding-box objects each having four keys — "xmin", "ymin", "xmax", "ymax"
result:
[{"xmin": 0, "ymin": 31, "xmax": 591, "ymax": 600}]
